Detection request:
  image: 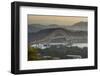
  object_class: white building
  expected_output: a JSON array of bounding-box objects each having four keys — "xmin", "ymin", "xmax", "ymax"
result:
[
  {"xmin": 31, "ymin": 43, "xmax": 50, "ymax": 49},
  {"xmin": 31, "ymin": 42, "xmax": 70, "ymax": 49}
]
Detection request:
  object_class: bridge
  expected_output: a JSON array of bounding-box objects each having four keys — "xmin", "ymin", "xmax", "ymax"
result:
[{"xmin": 30, "ymin": 29, "xmax": 87, "ymax": 49}]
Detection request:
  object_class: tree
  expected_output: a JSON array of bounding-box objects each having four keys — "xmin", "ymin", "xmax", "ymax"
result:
[{"xmin": 28, "ymin": 46, "xmax": 41, "ymax": 60}]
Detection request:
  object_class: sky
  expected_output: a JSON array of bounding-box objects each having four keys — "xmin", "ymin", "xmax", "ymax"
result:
[{"xmin": 28, "ymin": 15, "xmax": 88, "ymax": 26}]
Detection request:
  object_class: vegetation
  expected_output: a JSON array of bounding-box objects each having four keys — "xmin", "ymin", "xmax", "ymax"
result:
[
  {"xmin": 28, "ymin": 46, "xmax": 42, "ymax": 61},
  {"xmin": 40, "ymin": 46, "xmax": 88, "ymax": 59},
  {"xmin": 28, "ymin": 45, "xmax": 88, "ymax": 61}
]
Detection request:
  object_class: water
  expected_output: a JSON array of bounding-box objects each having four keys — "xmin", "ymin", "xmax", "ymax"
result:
[{"xmin": 72, "ymin": 43, "xmax": 87, "ymax": 48}]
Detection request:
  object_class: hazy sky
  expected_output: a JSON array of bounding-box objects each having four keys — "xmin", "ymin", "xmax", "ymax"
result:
[{"xmin": 28, "ymin": 15, "xmax": 88, "ymax": 26}]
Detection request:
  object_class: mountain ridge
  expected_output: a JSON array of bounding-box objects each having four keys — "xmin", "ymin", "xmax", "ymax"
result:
[{"xmin": 28, "ymin": 21, "xmax": 88, "ymax": 33}]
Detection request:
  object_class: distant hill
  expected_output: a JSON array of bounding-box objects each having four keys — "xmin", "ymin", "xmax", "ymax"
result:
[
  {"xmin": 74, "ymin": 21, "xmax": 87, "ymax": 27},
  {"xmin": 64, "ymin": 22, "xmax": 88, "ymax": 31},
  {"xmin": 28, "ymin": 21, "xmax": 88, "ymax": 33},
  {"xmin": 28, "ymin": 24, "xmax": 63, "ymax": 33},
  {"xmin": 28, "ymin": 24, "xmax": 48, "ymax": 33}
]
